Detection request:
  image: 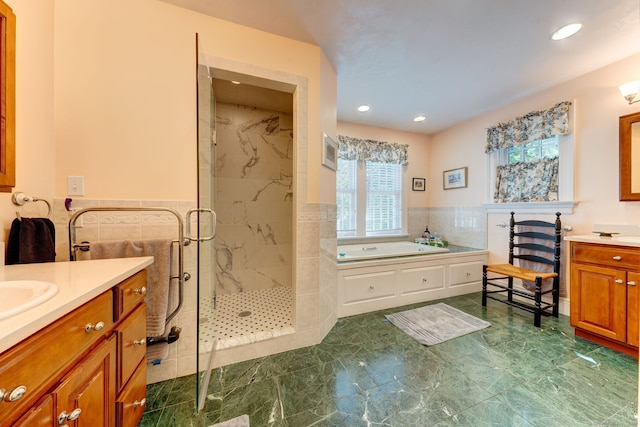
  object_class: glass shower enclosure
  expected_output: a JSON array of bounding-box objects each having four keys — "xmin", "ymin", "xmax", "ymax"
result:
[{"xmin": 194, "ymin": 33, "xmax": 217, "ymax": 413}]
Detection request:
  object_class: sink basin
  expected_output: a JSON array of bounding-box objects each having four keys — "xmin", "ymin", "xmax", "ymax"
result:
[
  {"xmin": 0, "ymin": 280, "xmax": 58, "ymax": 320},
  {"xmin": 615, "ymin": 236, "xmax": 640, "ymax": 244}
]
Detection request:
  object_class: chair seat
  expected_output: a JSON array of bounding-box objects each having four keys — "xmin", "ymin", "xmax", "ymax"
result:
[{"xmin": 485, "ymin": 263, "xmax": 558, "ymax": 282}]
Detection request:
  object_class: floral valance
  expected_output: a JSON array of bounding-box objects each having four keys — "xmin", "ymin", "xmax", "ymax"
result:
[
  {"xmin": 337, "ymin": 135, "xmax": 408, "ymax": 165},
  {"xmin": 485, "ymin": 101, "xmax": 572, "ymax": 154}
]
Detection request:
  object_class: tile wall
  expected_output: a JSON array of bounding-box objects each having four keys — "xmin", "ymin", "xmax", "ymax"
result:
[{"xmin": 214, "ymin": 102, "xmax": 293, "ymax": 295}]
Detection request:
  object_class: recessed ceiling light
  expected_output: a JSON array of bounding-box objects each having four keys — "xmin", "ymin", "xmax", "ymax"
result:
[
  {"xmin": 231, "ymin": 80, "xmax": 241, "ymax": 84},
  {"xmin": 413, "ymin": 115, "xmax": 426, "ymax": 122},
  {"xmin": 551, "ymin": 22, "xmax": 582, "ymax": 41},
  {"xmin": 357, "ymin": 105, "xmax": 370, "ymax": 112}
]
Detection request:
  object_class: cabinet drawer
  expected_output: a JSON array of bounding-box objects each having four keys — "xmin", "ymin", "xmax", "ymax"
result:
[
  {"xmin": 0, "ymin": 291, "xmax": 113, "ymax": 423},
  {"xmin": 571, "ymin": 242, "xmax": 640, "ymax": 270},
  {"xmin": 116, "ymin": 302, "xmax": 147, "ymax": 392},
  {"xmin": 449, "ymin": 261, "xmax": 484, "ymax": 286},
  {"xmin": 113, "ymin": 270, "xmax": 147, "ymax": 322},
  {"xmin": 343, "ymin": 270, "xmax": 396, "ymax": 304},
  {"xmin": 399, "ymin": 265, "xmax": 445, "ymax": 295},
  {"xmin": 116, "ymin": 358, "xmax": 147, "ymax": 427}
]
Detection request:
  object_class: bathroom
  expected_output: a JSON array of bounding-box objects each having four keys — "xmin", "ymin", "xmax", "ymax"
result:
[{"xmin": 3, "ymin": 0, "xmax": 640, "ymax": 425}]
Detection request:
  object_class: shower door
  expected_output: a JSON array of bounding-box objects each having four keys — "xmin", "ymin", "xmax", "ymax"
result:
[{"xmin": 194, "ymin": 33, "xmax": 217, "ymax": 413}]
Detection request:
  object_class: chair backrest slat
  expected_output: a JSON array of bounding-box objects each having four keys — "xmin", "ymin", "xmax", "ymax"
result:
[{"xmin": 507, "ymin": 211, "xmax": 562, "ymax": 276}]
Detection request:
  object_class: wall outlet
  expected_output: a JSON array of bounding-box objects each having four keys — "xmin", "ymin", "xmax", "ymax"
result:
[{"xmin": 67, "ymin": 176, "xmax": 85, "ymax": 196}]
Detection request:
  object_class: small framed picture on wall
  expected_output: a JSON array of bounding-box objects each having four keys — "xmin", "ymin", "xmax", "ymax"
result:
[
  {"xmin": 443, "ymin": 167, "xmax": 468, "ymax": 190},
  {"xmin": 412, "ymin": 177, "xmax": 426, "ymax": 191},
  {"xmin": 322, "ymin": 133, "xmax": 338, "ymax": 171}
]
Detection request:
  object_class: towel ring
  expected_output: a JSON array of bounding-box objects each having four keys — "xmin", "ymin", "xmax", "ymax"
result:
[{"xmin": 11, "ymin": 191, "xmax": 52, "ymax": 219}]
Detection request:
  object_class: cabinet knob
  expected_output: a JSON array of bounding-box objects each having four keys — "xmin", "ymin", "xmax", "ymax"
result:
[
  {"xmin": 422, "ymin": 278, "xmax": 427, "ymax": 283},
  {"xmin": 58, "ymin": 408, "xmax": 82, "ymax": 423},
  {"xmin": 628, "ymin": 281, "xmax": 637, "ymax": 286},
  {"xmin": 67, "ymin": 408, "xmax": 82, "ymax": 421},
  {"xmin": 369, "ymin": 285, "xmax": 375, "ymax": 290},
  {"xmin": 615, "ymin": 279, "xmax": 625, "ymax": 284},
  {"xmin": 4, "ymin": 385, "xmax": 26, "ymax": 402},
  {"xmin": 133, "ymin": 338, "xmax": 146, "ymax": 347},
  {"xmin": 133, "ymin": 398, "xmax": 147, "ymax": 408},
  {"xmin": 84, "ymin": 321, "xmax": 105, "ymax": 333},
  {"xmin": 133, "ymin": 286, "xmax": 147, "ymax": 296},
  {"xmin": 612, "ymin": 256, "xmax": 622, "ymax": 261}
]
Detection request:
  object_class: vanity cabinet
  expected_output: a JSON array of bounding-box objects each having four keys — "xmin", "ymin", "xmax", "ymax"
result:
[
  {"xmin": 0, "ymin": 270, "xmax": 148, "ymax": 427},
  {"xmin": 569, "ymin": 242, "xmax": 639, "ymax": 357}
]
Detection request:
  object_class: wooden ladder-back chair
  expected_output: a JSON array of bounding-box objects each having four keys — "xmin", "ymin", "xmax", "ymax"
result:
[{"xmin": 482, "ymin": 211, "xmax": 562, "ymax": 327}]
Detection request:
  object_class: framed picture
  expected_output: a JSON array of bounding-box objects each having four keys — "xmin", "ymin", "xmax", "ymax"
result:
[
  {"xmin": 412, "ymin": 177, "xmax": 425, "ymax": 191},
  {"xmin": 322, "ymin": 133, "xmax": 338, "ymax": 171},
  {"xmin": 443, "ymin": 167, "xmax": 468, "ymax": 190}
]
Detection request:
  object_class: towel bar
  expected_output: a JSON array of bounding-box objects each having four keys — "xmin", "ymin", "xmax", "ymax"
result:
[
  {"xmin": 11, "ymin": 191, "xmax": 52, "ymax": 219},
  {"xmin": 68, "ymin": 206, "xmax": 188, "ymax": 329}
]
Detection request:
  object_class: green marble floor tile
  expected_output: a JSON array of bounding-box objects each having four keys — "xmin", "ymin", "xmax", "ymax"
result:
[
  {"xmin": 156, "ymin": 402, "xmax": 204, "ymax": 427},
  {"xmin": 145, "ymin": 378, "xmax": 175, "ymax": 413},
  {"xmin": 220, "ymin": 376, "xmax": 280, "ymax": 426},
  {"xmin": 165, "ymin": 374, "xmax": 198, "ymax": 407},
  {"xmin": 432, "ymin": 395, "xmax": 532, "ymax": 427},
  {"xmin": 138, "ymin": 409, "xmax": 162, "ymax": 427},
  {"xmin": 220, "ymin": 356, "xmax": 272, "ymax": 390},
  {"xmin": 145, "ymin": 292, "xmax": 638, "ymax": 427},
  {"xmin": 277, "ymin": 364, "xmax": 342, "ymax": 418}
]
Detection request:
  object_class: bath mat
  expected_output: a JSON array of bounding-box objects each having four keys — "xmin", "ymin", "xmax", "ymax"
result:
[
  {"xmin": 385, "ymin": 303, "xmax": 490, "ymax": 345},
  {"xmin": 210, "ymin": 414, "xmax": 250, "ymax": 427}
]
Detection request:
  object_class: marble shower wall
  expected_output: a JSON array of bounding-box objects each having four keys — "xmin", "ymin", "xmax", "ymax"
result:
[{"xmin": 214, "ymin": 102, "xmax": 293, "ymax": 295}]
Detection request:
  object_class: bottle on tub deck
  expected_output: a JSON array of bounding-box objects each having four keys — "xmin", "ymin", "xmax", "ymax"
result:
[{"xmin": 414, "ymin": 226, "xmax": 431, "ymax": 245}]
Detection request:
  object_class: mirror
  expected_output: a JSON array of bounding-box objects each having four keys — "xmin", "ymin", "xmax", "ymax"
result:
[
  {"xmin": 0, "ymin": 0, "xmax": 14, "ymax": 192},
  {"xmin": 620, "ymin": 111, "xmax": 640, "ymax": 201}
]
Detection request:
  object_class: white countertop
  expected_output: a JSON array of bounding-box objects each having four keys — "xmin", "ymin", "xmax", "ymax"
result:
[
  {"xmin": 0, "ymin": 257, "xmax": 153, "ymax": 353},
  {"xmin": 565, "ymin": 234, "xmax": 640, "ymax": 248}
]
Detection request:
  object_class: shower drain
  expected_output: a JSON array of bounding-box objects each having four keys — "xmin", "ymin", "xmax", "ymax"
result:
[{"xmin": 238, "ymin": 310, "xmax": 252, "ymax": 317}]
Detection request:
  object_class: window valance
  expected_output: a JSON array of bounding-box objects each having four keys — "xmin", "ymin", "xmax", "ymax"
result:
[
  {"xmin": 337, "ymin": 135, "xmax": 409, "ymax": 165},
  {"xmin": 485, "ymin": 101, "xmax": 572, "ymax": 154}
]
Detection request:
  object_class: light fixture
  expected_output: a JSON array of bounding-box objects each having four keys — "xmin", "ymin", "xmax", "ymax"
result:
[
  {"xmin": 413, "ymin": 115, "xmax": 426, "ymax": 122},
  {"xmin": 357, "ymin": 104, "xmax": 370, "ymax": 112},
  {"xmin": 551, "ymin": 22, "xmax": 582, "ymax": 41},
  {"xmin": 620, "ymin": 80, "xmax": 640, "ymax": 104}
]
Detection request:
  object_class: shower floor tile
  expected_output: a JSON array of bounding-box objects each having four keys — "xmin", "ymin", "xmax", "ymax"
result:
[{"xmin": 199, "ymin": 287, "xmax": 294, "ymax": 351}]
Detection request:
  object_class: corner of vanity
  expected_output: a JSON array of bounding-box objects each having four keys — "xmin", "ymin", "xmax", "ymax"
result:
[
  {"xmin": 0, "ymin": 257, "xmax": 152, "ymax": 427},
  {"xmin": 565, "ymin": 234, "xmax": 640, "ymax": 358}
]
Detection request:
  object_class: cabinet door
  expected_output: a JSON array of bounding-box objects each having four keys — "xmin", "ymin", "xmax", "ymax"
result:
[
  {"xmin": 570, "ymin": 263, "xmax": 627, "ymax": 342},
  {"xmin": 627, "ymin": 272, "xmax": 640, "ymax": 348},
  {"xmin": 13, "ymin": 394, "xmax": 54, "ymax": 427},
  {"xmin": 54, "ymin": 336, "xmax": 116, "ymax": 427}
]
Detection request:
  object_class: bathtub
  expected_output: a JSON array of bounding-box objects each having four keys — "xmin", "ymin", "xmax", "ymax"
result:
[{"xmin": 337, "ymin": 241, "xmax": 449, "ymax": 262}]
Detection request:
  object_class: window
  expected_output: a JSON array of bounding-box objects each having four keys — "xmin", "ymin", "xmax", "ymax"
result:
[
  {"xmin": 505, "ymin": 137, "xmax": 559, "ymax": 164},
  {"xmin": 485, "ymin": 101, "xmax": 576, "ymax": 213},
  {"xmin": 337, "ymin": 158, "xmax": 405, "ymax": 238}
]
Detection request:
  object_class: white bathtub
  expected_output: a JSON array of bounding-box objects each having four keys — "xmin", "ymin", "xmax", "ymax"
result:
[{"xmin": 337, "ymin": 241, "xmax": 449, "ymax": 262}]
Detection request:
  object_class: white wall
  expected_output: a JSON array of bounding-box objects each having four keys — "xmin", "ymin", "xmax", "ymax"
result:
[
  {"xmin": 0, "ymin": 0, "xmax": 55, "ymax": 238},
  {"xmin": 430, "ymin": 53, "xmax": 640, "ymax": 231}
]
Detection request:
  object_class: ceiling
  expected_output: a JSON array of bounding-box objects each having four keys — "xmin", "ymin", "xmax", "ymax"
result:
[{"xmin": 162, "ymin": 0, "xmax": 640, "ymax": 135}]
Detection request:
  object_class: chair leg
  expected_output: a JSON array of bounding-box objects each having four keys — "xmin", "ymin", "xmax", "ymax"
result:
[
  {"xmin": 482, "ymin": 265, "xmax": 487, "ymax": 307},
  {"xmin": 552, "ymin": 277, "xmax": 560, "ymax": 318},
  {"xmin": 534, "ymin": 277, "xmax": 542, "ymax": 327},
  {"xmin": 507, "ymin": 277, "xmax": 513, "ymax": 303}
]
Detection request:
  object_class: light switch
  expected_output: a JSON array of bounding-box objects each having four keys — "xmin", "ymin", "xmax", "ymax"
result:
[{"xmin": 67, "ymin": 176, "xmax": 85, "ymax": 196}]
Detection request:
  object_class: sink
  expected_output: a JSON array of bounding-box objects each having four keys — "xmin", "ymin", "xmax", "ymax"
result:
[
  {"xmin": 0, "ymin": 280, "xmax": 58, "ymax": 320},
  {"xmin": 615, "ymin": 236, "xmax": 640, "ymax": 244}
]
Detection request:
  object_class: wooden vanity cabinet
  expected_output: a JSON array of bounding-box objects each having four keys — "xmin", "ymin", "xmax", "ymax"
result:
[
  {"xmin": 0, "ymin": 270, "xmax": 148, "ymax": 427},
  {"xmin": 569, "ymin": 242, "xmax": 639, "ymax": 357}
]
